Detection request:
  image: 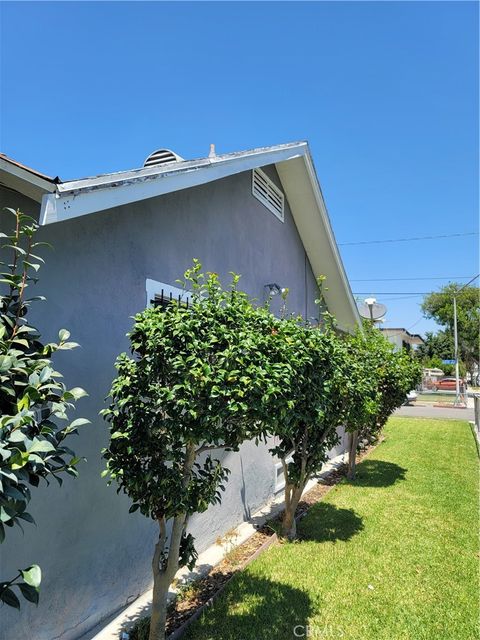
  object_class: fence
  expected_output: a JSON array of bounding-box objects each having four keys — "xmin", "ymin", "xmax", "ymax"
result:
[{"xmin": 473, "ymin": 394, "xmax": 480, "ymax": 446}]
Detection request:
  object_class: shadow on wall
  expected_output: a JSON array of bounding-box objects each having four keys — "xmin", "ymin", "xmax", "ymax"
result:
[
  {"xmin": 183, "ymin": 572, "xmax": 313, "ymax": 640},
  {"xmin": 350, "ymin": 460, "xmax": 407, "ymax": 488},
  {"xmin": 298, "ymin": 502, "xmax": 364, "ymax": 543}
]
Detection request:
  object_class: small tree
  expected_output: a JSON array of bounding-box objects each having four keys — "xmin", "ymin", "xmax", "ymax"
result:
[
  {"xmin": 0, "ymin": 209, "xmax": 88, "ymax": 609},
  {"xmin": 268, "ymin": 317, "xmax": 351, "ymax": 540},
  {"xmin": 344, "ymin": 326, "xmax": 386, "ymax": 480},
  {"xmin": 102, "ymin": 262, "xmax": 289, "ymax": 640},
  {"xmin": 345, "ymin": 325, "xmax": 422, "ymax": 480},
  {"xmin": 374, "ymin": 346, "xmax": 422, "ymax": 432}
]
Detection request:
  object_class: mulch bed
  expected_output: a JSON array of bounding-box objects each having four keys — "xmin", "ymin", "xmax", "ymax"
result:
[{"xmin": 156, "ymin": 439, "xmax": 379, "ymax": 637}]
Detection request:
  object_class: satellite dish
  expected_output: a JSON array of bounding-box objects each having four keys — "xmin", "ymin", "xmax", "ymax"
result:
[{"xmin": 358, "ymin": 298, "xmax": 387, "ymax": 321}]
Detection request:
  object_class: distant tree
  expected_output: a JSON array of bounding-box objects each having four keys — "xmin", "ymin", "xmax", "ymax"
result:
[
  {"xmin": 0, "ymin": 209, "xmax": 88, "ymax": 609},
  {"xmin": 102, "ymin": 262, "xmax": 289, "ymax": 640},
  {"xmin": 415, "ymin": 331, "xmax": 467, "ymax": 377},
  {"xmin": 422, "ymin": 283, "xmax": 479, "ymax": 383},
  {"xmin": 416, "ymin": 330, "xmax": 454, "ymax": 362}
]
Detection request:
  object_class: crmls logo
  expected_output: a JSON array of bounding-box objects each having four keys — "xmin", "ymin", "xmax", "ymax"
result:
[{"xmin": 293, "ymin": 624, "xmax": 345, "ymax": 638}]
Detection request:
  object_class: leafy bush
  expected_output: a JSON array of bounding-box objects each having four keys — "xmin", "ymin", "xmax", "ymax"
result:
[
  {"xmin": 102, "ymin": 261, "xmax": 288, "ymax": 640},
  {"xmin": 0, "ymin": 209, "xmax": 88, "ymax": 609},
  {"xmin": 267, "ymin": 315, "xmax": 351, "ymax": 539},
  {"xmin": 344, "ymin": 324, "xmax": 422, "ymax": 478}
]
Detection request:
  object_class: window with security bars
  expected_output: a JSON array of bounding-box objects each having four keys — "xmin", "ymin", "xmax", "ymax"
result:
[
  {"xmin": 146, "ymin": 279, "xmax": 191, "ymax": 310},
  {"xmin": 151, "ymin": 289, "xmax": 189, "ymax": 310}
]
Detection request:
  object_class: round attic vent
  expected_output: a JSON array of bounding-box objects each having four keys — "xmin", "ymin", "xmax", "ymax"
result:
[{"xmin": 143, "ymin": 149, "xmax": 184, "ymax": 168}]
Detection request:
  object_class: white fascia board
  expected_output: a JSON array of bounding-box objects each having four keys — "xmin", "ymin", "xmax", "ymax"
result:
[
  {"xmin": 40, "ymin": 143, "xmax": 308, "ymax": 225},
  {"xmin": 0, "ymin": 158, "xmax": 56, "ymax": 203}
]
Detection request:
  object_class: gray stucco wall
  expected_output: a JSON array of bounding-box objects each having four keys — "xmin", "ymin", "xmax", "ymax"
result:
[{"xmin": 0, "ymin": 165, "xmax": 346, "ymax": 640}]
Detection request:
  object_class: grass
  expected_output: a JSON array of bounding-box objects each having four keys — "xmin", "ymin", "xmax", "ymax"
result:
[
  {"xmin": 416, "ymin": 393, "xmax": 457, "ymax": 404},
  {"xmin": 185, "ymin": 417, "xmax": 479, "ymax": 640}
]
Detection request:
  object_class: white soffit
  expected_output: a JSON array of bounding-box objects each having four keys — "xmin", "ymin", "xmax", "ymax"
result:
[{"xmin": 276, "ymin": 156, "xmax": 360, "ymax": 329}]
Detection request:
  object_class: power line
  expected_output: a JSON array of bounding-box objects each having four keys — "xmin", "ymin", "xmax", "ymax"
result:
[
  {"xmin": 353, "ymin": 292, "xmax": 432, "ymax": 295},
  {"xmin": 350, "ymin": 276, "xmax": 472, "ymax": 282},
  {"xmin": 377, "ymin": 295, "xmax": 427, "ymax": 301},
  {"xmin": 353, "ymin": 277, "xmax": 479, "ymax": 295},
  {"xmin": 339, "ymin": 231, "xmax": 478, "ymax": 246},
  {"xmin": 457, "ymin": 273, "xmax": 479, "ymax": 292}
]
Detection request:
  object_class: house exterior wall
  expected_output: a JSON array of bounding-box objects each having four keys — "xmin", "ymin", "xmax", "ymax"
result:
[
  {"xmin": 0, "ymin": 165, "xmax": 348, "ymax": 640},
  {"xmin": 383, "ymin": 332, "xmax": 403, "ymax": 351}
]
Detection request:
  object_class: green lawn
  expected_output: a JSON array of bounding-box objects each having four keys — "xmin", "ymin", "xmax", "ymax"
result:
[
  {"xmin": 416, "ymin": 393, "xmax": 456, "ymax": 403},
  {"xmin": 185, "ymin": 417, "xmax": 479, "ymax": 640}
]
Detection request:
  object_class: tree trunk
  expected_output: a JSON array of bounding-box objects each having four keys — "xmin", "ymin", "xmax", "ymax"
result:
[
  {"xmin": 149, "ymin": 570, "xmax": 170, "ymax": 640},
  {"xmin": 148, "ymin": 517, "xmax": 168, "ymax": 640},
  {"xmin": 281, "ymin": 483, "xmax": 305, "ymax": 540},
  {"xmin": 347, "ymin": 430, "xmax": 359, "ymax": 480},
  {"xmin": 148, "ymin": 445, "xmax": 196, "ymax": 640}
]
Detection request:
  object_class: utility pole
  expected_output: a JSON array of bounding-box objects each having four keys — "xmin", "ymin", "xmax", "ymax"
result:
[
  {"xmin": 453, "ymin": 295, "xmax": 460, "ymax": 405},
  {"xmin": 452, "ymin": 274, "xmax": 479, "ymax": 406}
]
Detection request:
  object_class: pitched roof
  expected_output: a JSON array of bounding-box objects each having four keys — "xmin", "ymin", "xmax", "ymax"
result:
[
  {"xmin": 2, "ymin": 142, "xmax": 361, "ymax": 329},
  {"xmin": 381, "ymin": 328, "xmax": 424, "ymax": 344},
  {"xmin": 0, "ymin": 153, "xmax": 59, "ymax": 202}
]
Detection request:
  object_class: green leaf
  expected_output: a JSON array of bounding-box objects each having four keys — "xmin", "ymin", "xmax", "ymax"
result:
[
  {"xmin": 21, "ymin": 565, "xmax": 41, "ymax": 588},
  {"xmin": 67, "ymin": 387, "xmax": 88, "ymax": 400},
  {"xmin": 27, "ymin": 439, "xmax": 55, "ymax": 454},
  {"xmin": 18, "ymin": 582, "xmax": 39, "ymax": 605},
  {"xmin": 58, "ymin": 329, "xmax": 71, "ymax": 342},
  {"xmin": 18, "ymin": 512, "xmax": 35, "ymax": 524},
  {"xmin": 69, "ymin": 418, "xmax": 90, "ymax": 429},
  {"xmin": 0, "ymin": 587, "xmax": 20, "ymax": 609}
]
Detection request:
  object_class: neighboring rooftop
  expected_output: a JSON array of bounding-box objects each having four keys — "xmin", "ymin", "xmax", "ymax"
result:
[{"xmin": 381, "ymin": 327, "xmax": 424, "ymax": 345}]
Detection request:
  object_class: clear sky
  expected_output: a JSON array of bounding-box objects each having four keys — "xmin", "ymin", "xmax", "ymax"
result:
[{"xmin": 0, "ymin": 1, "xmax": 478, "ymax": 336}]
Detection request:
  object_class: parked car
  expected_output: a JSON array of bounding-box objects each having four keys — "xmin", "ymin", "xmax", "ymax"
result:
[
  {"xmin": 403, "ymin": 390, "xmax": 418, "ymax": 405},
  {"xmin": 432, "ymin": 377, "xmax": 466, "ymax": 391}
]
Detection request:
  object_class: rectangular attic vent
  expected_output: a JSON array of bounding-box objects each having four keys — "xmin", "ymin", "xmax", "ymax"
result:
[{"xmin": 252, "ymin": 168, "xmax": 284, "ymax": 222}]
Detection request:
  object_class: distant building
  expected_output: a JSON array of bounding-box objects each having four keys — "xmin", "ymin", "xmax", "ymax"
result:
[
  {"xmin": 422, "ymin": 367, "xmax": 444, "ymax": 380},
  {"xmin": 380, "ymin": 327, "xmax": 424, "ymax": 352}
]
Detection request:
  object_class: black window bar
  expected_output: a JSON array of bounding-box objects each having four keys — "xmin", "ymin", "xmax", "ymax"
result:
[{"xmin": 151, "ymin": 289, "xmax": 189, "ymax": 310}]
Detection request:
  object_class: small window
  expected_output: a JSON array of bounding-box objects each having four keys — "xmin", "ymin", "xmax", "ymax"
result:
[
  {"xmin": 146, "ymin": 279, "xmax": 191, "ymax": 309},
  {"xmin": 252, "ymin": 168, "xmax": 284, "ymax": 222}
]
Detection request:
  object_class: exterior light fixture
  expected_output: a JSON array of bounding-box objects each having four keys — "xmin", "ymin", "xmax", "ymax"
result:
[{"xmin": 264, "ymin": 283, "xmax": 283, "ymax": 297}]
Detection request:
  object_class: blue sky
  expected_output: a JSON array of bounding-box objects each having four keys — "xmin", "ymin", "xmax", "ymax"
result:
[{"xmin": 0, "ymin": 1, "xmax": 478, "ymax": 337}]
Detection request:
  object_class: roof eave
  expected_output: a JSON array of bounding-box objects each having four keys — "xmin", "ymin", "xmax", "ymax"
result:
[
  {"xmin": 0, "ymin": 156, "xmax": 57, "ymax": 203},
  {"xmin": 40, "ymin": 143, "xmax": 308, "ymax": 225}
]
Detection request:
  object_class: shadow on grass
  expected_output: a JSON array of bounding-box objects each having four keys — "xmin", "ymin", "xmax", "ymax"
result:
[
  {"xmin": 183, "ymin": 572, "xmax": 312, "ymax": 640},
  {"xmin": 299, "ymin": 502, "xmax": 364, "ymax": 543},
  {"xmin": 352, "ymin": 459, "xmax": 407, "ymax": 487}
]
